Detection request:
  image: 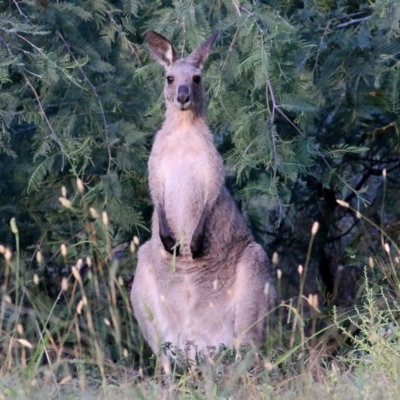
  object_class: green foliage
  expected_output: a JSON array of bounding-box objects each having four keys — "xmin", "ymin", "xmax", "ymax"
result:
[
  {"xmin": 0, "ymin": 0, "xmax": 150, "ymax": 252},
  {"xmin": 1, "ymin": 0, "xmax": 400, "ymax": 283},
  {"xmin": 2, "ymin": 0, "xmax": 400, "ymax": 394}
]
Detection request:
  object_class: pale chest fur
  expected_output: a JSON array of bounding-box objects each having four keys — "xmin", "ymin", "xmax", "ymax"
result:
[{"xmin": 149, "ymin": 122, "xmax": 219, "ymax": 242}]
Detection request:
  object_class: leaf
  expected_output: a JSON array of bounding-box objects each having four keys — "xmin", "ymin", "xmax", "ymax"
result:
[{"xmin": 322, "ymin": 145, "xmax": 370, "ymax": 158}]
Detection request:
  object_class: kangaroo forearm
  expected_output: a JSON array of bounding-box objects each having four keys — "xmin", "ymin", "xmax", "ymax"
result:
[
  {"xmin": 157, "ymin": 204, "xmax": 180, "ymax": 255},
  {"xmin": 190, "ymin": 205, "xmax": 210, "ymax": 259}
]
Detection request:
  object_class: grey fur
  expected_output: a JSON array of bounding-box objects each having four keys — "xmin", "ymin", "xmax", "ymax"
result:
[{"xmin": 131, "ymin": 31, "xmax": 276, "ymax": 370}]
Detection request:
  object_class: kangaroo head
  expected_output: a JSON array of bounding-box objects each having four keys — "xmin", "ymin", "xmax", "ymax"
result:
[{"xmin": 146, "ymin": 31, "xmax": 218, "ymax": 114}]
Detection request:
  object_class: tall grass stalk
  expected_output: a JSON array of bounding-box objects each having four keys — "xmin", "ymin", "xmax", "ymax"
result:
[{"xmin": 1, "ymin": 183, "xmax": 400, "ymax": 399}]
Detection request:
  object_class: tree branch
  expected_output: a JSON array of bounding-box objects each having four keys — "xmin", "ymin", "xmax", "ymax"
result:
[{"xmin": 336, "ymin": 16, "xmax": 371, "ymax": 29}]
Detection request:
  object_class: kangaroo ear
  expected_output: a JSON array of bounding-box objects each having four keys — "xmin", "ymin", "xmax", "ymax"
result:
[
  {"xmin": 187, "ymin": 31, "xmax": 219, "ymax": 69},
  {"xmin": 146, "ymin": 31, "xmax": 176, "ymax": 67}
]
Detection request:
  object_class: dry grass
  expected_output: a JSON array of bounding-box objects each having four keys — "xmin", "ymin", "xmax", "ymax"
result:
[
  {"xmin": 1, "ymin": 192, "xmax": 400, "ymax": 399},
  {"xmin": 1, "ymin": 359, "xmax": 400, "ymax": 399}
]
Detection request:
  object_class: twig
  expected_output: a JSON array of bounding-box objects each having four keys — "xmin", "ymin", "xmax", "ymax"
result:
[
  {"xmin": 336, "ymin": 16, "xmax": 371, "ymax": 29},
  {"xmin": 12, "ymin": 0, "xmax": 28, "ymax": 20},
  {"xmin": 266, "ymin": 80, "xmax": 280, "ymax": 179},
  {"xmin": 15, "ymin": 33, "xmax": 47, "ymax": 57},
  {"xmin": 312, "ymin": 20, "xmax": 332, "ymax": 78},
  {"xmin": 221, "ymin": 27, "xmax": 240, "ymax": 70},
  {"xmin": 24, "ymin": 77, "xmax": 56, "ymax": 135},
  {"xmin": 232, "ymin": 0, "xmax": 241, "ymax": 17},
  {"xmin": 239, "ymin": 4, "xmax": 264, "ymax": 34}
]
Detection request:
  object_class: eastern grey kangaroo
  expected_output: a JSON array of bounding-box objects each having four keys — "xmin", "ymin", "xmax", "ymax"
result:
[{"xmin": 131, "ymin": 31, "xmax": 275, "ymax": 367}]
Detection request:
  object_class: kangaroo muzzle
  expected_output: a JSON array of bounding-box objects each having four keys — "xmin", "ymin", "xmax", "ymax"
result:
[{"xmin": 177, "ymin": 85, "xmax": 190, "ymax": 106}]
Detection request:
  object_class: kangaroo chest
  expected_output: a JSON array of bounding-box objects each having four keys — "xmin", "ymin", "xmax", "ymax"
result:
[{"xmin": 153, "ymin": 128, "xmax": 214, "ymax": 239}]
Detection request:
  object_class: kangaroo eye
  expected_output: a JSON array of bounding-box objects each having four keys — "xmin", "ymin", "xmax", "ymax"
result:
[
  {"xmin": 193, "ymin": 75, "xmax": 201, "ymax": 84},
  {"xmin": 166, "ymin": 76, "xmax": 174, "ymax": 84}
]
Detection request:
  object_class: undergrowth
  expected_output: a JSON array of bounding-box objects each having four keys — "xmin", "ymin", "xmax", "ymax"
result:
[{"xmin": 1, "ymin": 181, "xmax": 400, "ymax": 399}]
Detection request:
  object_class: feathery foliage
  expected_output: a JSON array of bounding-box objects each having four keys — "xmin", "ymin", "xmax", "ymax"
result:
[{"xmin": 2, "ymin": 0, "xmax": 400, "ymax": 391}]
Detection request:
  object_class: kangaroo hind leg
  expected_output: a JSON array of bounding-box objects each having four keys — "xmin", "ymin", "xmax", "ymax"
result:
[{"xmin": 233, "ymin": 243, "xmax": 275, "ymax": 348}]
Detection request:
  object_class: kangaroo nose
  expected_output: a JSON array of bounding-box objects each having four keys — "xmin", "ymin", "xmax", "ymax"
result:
[{"xmin": 177, "ymin": 85, "xmax": 190, "ymax": 105}]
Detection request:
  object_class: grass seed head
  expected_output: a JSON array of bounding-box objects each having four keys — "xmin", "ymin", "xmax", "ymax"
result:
[
  {"xmin": 76, "ymin": 258, "xmax": 83, "ymax": 270},
  {"xmin": 59, "ymin": 376, "xmax": 72, "ymax": 386},
  {"xmin": 4, "ymin": 248, "xmax": 12, "ymax": 261},
  {"xmin": 86, "ymin": 256, "xmax": 92, "ymax": 267},
  {"xmin": 61, "ymin": 243, "xmax": 67, "ymax": 257},
  {"xmin": 336, "ymin": 199, "xmax": 350, "ymax": 208},
  {"xmin": 10, "ymin": 217, "xmax": 18, "ymax": 234},
  {"xmin": 61, "ymin": 277, "xmax": 69, "ymax": 291},
  {"xmin": 76, "ymin": 299, "xmax": 84, "ymax": 314},
  {"xmin": 72, "ymin": 266, "xmax": 81, "ymax": 282},
  {"xmin": 102, "ymin": 211, "xmax": 109, "ymax": 226},
  {"xmin": 77, "ymin": 178, "xmax": 85, "ymax": 193},
  {"xmin": 17, "ymin": 323, "xmax": 24, "ymax": 335},
  {"xmin": 311, "ymin": 221, "xmax": 319, "ymax": 236},
  {"xmin": 368, "ymin": 257, "xmax": 374, "ymax": 268},
  {"xmin": 89, "ymin": 207, "xmax": 99, "ymax": 219},
  {"xmin": 313, "ymin": 294, "xmax": 319, "ymax": 311},
  {"xmin": 16, "ymin": 338, "xmax": 33, "ymax": 349},
  {"xmin": 308, "ymin": 293, "xmax": 320, "ymax": 312},
  {"xmin": 36, "ymin": 250, "xmax": 43, "ymax": 265},
  {"xmin": 59, "ymin": 197, "xmax": 71, "ymax": 209}
]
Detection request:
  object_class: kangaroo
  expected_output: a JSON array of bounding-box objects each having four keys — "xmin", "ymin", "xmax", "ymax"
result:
[{"xmin": 131, "ymin": 31, "xmax": 275, "ymax": 369}]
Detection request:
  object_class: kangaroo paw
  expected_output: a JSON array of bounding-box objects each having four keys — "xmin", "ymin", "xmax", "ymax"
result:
[
  {"xmin": 160, "ymin": 234, "xmax": 181, "ymax": 256},
  {"xmin": 190, "ymin": 231, "xmax": 209, "ymax": 259}
]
